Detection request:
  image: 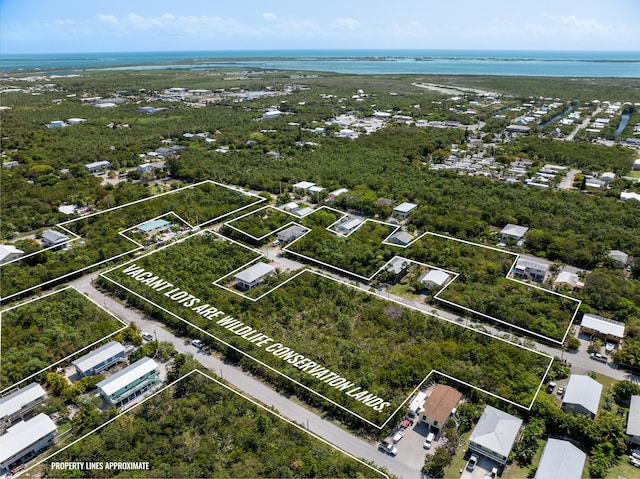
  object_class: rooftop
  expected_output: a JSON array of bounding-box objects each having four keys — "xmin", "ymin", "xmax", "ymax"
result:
[
  {"xmin": 137, "ymin": 218, "xmax": 171, "ymax": 233},
  {"xmin": 0, "ymin": 413, "xmax": 57, "ymax": 465},
  {"xmin": 535, "ymin": 438, "xmax": 586, "ymax": 479},
  {"xmin": 235, "ymin": 262, "xmax": 276, "ymax": 284},
  {"xmin": 0, "ymin": 383, "xmax": 46, "ymax": 421},
  {"xmin": 393, "ymin": 202, "xmax": 418, "ymax": 214},
  {"xmin": 628, "ymin": 395, "xmax": 640, "ymax": 437},
  {"xmin": 420, "ymin": 269, "xmax": 450, "ymax": 286},
  {"xmin": 421, "ymin": 385, "xmax": 462, "ymax": 425},
  {"xmin": 501, "ymin": 223, "xmax": 529, "ymax": 239},
  {"xmin": 470, "ymin": 405, "xmax": 523, "ymax": 458},
  {"xmin": 562, "ymin": 375, "xmax": 602, "ymax": 416},
  {"xmin": 97, "ymin": 357, "xmax": 159, "ymax": 397},
  {"xmin": 581, "ymin": 313, "xmax": 625, "ymax": 339},
  {"xmin": 71, "ymin": 341, "xmax": 125, "ymax": 375}
]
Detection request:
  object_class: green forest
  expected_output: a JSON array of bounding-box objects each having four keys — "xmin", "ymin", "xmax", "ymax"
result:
[
  {"xmin": 101, "ymin": 233, "xmax": 551, "ymax": 424},
  {"xmin": 44, "ymin": 368, "xmax": 386, "ymax": 479},
  {"xmin": 0, "ymin": 182, "xmax": 258, "ymax": 299},
  {"xmin": 0, "ymin": 287, "xmax": 123, "ymax": 389}
]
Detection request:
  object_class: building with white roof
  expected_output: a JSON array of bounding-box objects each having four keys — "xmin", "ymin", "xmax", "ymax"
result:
[
  {"xmin": 393, "ymin": 202, "xmax": 417, "ymax": 219},
  {"xmin": 84, "ymin": 160, "xmax": 111, "ymax": 173},
  {"xmin": 513, "ymin": 258, "xmax": 549, "ymax": 283},
  {"xmin": 534, "ymin": 438, "xmax": 586, "ymax": 479},
  {"xmin": 554, "ymin": 271, "xmax": 583, "ymax": 289},
  {"xmin": 294, "ymin": 207, "xmax": 314, "ymax": 217},
  {"xmin": 580, "ymin": 313, "xmax": 625, "ymax": 343},
  {"xmin": 293, "ymin": 181, "xmax": 315, "ymax": 191},
  {"xmin": 627, "ymin": 395, "xmax": 640, "ymax": 445},
  {"xmin": 280, "ymin": 202, "xmax": 299, "ymax": 212},
  {"xmin": 327, "ymin": 188, "xmax": 348, "ymax": 200},
  {"xmin": 72, "ymin": 341, "xmax": 126, "ymax": 378},
  {"xmin": 0, "ymin": 244, "xmax": 24, "ymax": 264},
  {"xmin": 419, "ymin": 270, "xmax": 451, "ymax": 289},
  {"xmin": 561, "ymin": 375, "xmax": 602, "ymax": 418},
  {"xmin": 0, "ymin": 413, "xmax": 57, "ymax": 474},
  {"xmin": 0, "ymin": 383, "xmax": 46, "ymax": 424},
  {"xmin": 621, "ymin": 191, "xmax": 640, "ymax": 202},
  {"xmin": 235, "ymin": 263, "xmax": 276, "ymax": 290},
  {"xmin": 469, "ymin": 405, "xmax": 523, "ymax": 465},
  {"xmin": 500, "ymin": 224, "xmax": 529, "ymax": 241},
  {"xmin": 336, "ymin": 218, "xmax": 363, "ymax": 234},
  {"xmin": 96, "ymin": 357, "xmax": 160, "ymax": 407}
]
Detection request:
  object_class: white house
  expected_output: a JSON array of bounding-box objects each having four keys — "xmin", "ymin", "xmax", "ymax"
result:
[
  {"xmin": 627, "ymin": 395, "xmax": 640, "ymax": 445},
  {"xmin": 580, "ymin": 313, "xmax": 625, "ymax": 343},
  {"xmin": 393, "ymin": 202, "xmax": 417, "ymax": 219},
  {"xmin": 327, "ymin": 188, "xmax": 348, "ymax": 201},
  {"xmin": 513, "ymin": 258, "xmax": 549, "ymax": 282},
  {"xmin": 500, "ymin": 224, "xmax": 529, "ymax": 242},
  {"xmin": 292, "ymin": 181, "xmax": 315, "ymax": 192},
  {"xmin": 554, "ymin": 271, "xmax": 583, "ymax": 289},
  {"xmin": 0, "ymin": 413, "xmax": 57, "ymax": 474},
  {"xmin": 419, "ymin": 270, "xmax": 450, "ymax": 289},
  {"xmin": 535, "ymin": 438, "xmax": 586, "ymax": 479},
  {"xmin": 72, "ymin": 341, "xmax": 126, "ymax": 377},
  {"xmin": 0, "ymin": 383, "xmax": 46, "ymax": 424},
  {"xmin": 0, "ymin": 244, "xmax": 24, "ymax": 264},
  {"xmin": 621, "ymin": 191, "xmax": 640, "ymax": 202},
  {"xmin": 469, "ymin": 405, "xmax": 522, "ymax": 465},
  {"xmin": 235, "ymin": 263, "xmax": 276, "ymax": 290},
  {"xmin": 336, "ymin": 218, "xmax": 363, "ymax": 235},
  {"xmin": 561, "ymin": 375, "xmax": 602, "ymax": 418},
  {"xmin": 84, "ymin": 160, "xmax": 111, "ymax": 173},
  {"xmin": 96, "ymin": 357, "xmax": 161, "ymax": 407},
  {"xmin": 262, "ymin": 110, "xmax": 281, "ymax": 119}
]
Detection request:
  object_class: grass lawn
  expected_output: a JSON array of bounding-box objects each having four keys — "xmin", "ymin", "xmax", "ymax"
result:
[
  {"xmin": 603, "ymin": 456, "xmax": 640, "ymax": 478},
  {"xmin": 626, "ymin": 170, "xmax": 640, "ymax": 178},
  {"xmin": 388, "ymin": 282, "xmax": 423, "ymax": 301},
  {"xmin": 501, "ymin": 438, "xmax": 544, "ymax": 479},
  {"xmin": 443, "ymin": 430, "xmax": 472, "ymax": 478}
]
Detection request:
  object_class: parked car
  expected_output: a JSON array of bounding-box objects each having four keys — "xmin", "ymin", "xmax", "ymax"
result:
[
  {"xmin": 378, "ymin": 439, "xmax": 398, "ymax": 456},
  {"xmin": 546, "ymin": 381, "xmax": 556, "ymax": 393},
  {"xmin": 590, "ymin": 352, "xmax": 607, "ymax": 363},
  {"xmin": 272, "ymin": 240, "xmax": 280, "ymax": 246},
  {"xmin": 191, "ymin": 339, "xmax": 204, "ymax": 348},
  {"xmin": 423, "ymin": 432, "xmax": 435, "ymax": 449},
  {"xmin": 141, "ymin": 332, "xmax": 153, "ymax": 341},
  {"xmin": 466, "ymin": 455, "xmax": 478, "ymax": 471},
  {"xmin": 392, "ymin": 431, "xmax": 403, "ymax": 443},
  {"xmin": 557, "ymin": 386, "xmax": 565, "ymax": 395}
]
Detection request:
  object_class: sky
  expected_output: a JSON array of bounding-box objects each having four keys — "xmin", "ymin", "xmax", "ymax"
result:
[{"xmin": 1, "ymin": 0, "xmax": 639, "ymax": 54}]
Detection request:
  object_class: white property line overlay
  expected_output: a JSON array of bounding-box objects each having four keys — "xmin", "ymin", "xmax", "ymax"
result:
[
  {"xmin": 100, "ymin": 235, "xmax": 553, "ymax": 429},
  {"xmin": 267, "ymin": 208, "xmax": 582, "ymax": 345},
  {"xmin": 0, "ymin": 180, "xmax": 265, "ymax": 302},
  {"xmin": 0, "ymin": 286, "xmax": 128, "ymax": 394},
  {"xmin": 17, "ymin": 369, "xmax": 389, "ymax": 479}
]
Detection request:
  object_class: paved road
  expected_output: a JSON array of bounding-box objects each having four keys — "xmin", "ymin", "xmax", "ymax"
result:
[
  {"xmin": 565, "ymin": 106, "xmax": 602, "ymax": 141},
  {"xmin": 558, "ymin": 169, "xmax": 580, "ymax": 190},
  {"xmin": 70, "ymin": 274, "xmax": 419, "ymax": 479}
]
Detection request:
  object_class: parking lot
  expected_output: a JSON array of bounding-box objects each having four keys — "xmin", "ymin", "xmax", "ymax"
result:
[
  {"xmin": 378, "ymin": 418, "xmax": 442, "ymax": 471},
  {"xmin": 458, "ymin": 453, "xmax": 500, "ymax": 479}
]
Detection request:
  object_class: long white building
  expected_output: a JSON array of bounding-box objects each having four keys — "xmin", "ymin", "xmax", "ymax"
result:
[
  {"xmin": 0, "ymin": 413, "xmax": 57, "ymax": 474},
  {"xmin": 0, "ymin": 382, "xmax": 46, "ymax": 425}
]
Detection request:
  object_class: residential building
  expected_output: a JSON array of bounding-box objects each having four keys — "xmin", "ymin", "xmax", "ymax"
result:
[
  {"xmin": 294, "ymin": 206, "xmax": 314, "ymax": 217},
  {"xmin": 386, "ymin": 257, "xmax": 409, "ymax": 280},
  {"xmin": 627, "ymin": 395, "xmax": 640, "ymax": 446},
  {"xmin": 0, "ymin": 383, "xmax": 46, "ymax": 425},
  {"xmin": 67, "ymin": 118, "xmax": 86, "ymax": 125},
  {"xmin": 500, "ymin": 224, "xmax": 529, "ymax": 242},
  {"xmin": 0, "ymin": 413, "xmax": 57, "ymax": 474},
  {"xmin": 41, "ymin": 230, "xmax": 69, "ymax": 249},
  {"xmin": 512, "ymin": 258, "xmax": 549, "ymax": 282},
  {"xmin": 621, "ymin": 191, "xmax": 640, "ymax": 202},
  {"xmin": 277, "ymin": 225, "xmax": 306, "ymax": 243},
  {"xmin": 554, "ymin": 271, "xmax": 583, "ymax": 289},
  {"xmin": 469, "ymin": 405, "xmax": 523, "ymax": 465},
  {"xmin": 47, "ymin": 120, "xmax": 65, "ymax": 128},
  {"xmin": 419, "ymin": 269, "xmax": 451, "ymax": 289},
  {"xmin": 561, "ymin": 375, "xmax": 602, "ymax": 418},
  {"xmin": 393, "ymin": 202, "xmax": 417, "ymax": 220},
  {"xmin": 580, "ymin": 313, "xmax": 625, "ymax": 343},
  {"xmin": 607, "ymin": 249, "xmax": 629, "ymax": 268},
  {"xmin": 0, "ymin": 244, "xmax": 24, "ymax": 264},
  {"xmin": 292, "ymin": 181, "xmax": 316, "ymax": 192},
  {"xmin": 387, "ymin": 231, "xmax": 413, "ymax": 246},
  {"xmin": 137, "ymin": 218, "xmax": 171, "ymax": 235},
  {"xmin": 336, "ymin": 218, "xmax": 363, "ymax": 234},
  {"xmin": 71, "ymin": 341, "xmax": 126, "ymax": 378},
  {"xmin": 419, "ymin": 385, "xmax": 462, "ymax": 432},
  {"xmin": 505, "ymin": 125, "xmax": 531, "ymax": 134},
  {"xmin": 535, "ymin": 438, "xmax": 586, "ymax": 479},
  {"xmin": 262, "ymin": 110, "xmax": 281, "ymax": 119},
  {"xmin": 83, "ymin": 160, "xmax": 111, "ymax": 173},
  {"xmin": 96, "ymin": 357, "xmax": 161, "ymax": 407},
  {"xmin": 235, "ymin": 263, "xmax": 276, "ymax": 290},
  {"xmin": 327, "ymin": 188, "xmax": 348, "ymax": 201},
  {"xmin": 280, "ymin": 202, "xmax": 299, "ymax": 212}
]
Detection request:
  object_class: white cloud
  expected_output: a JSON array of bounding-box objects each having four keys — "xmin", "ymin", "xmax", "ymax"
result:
[
  {"xmin": 263, "ymin": 12, "xmax": 277, "ymax": 21},
  {"xmin": 95, "ymin": 14, "xmax": 117, "ymax": 25},
  {"xmin": 331, "ymin": 18, "xmax": 362, "ymax": 31},
  {"xmin": 542, "ymin": 13, "xmax": 608, "ymax": 33},
  {"xmin": 54, "ymin": 18, "xmax": 74, "ymax": 25}
]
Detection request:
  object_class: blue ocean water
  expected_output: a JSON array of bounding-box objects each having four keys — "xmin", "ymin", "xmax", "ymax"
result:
[{"xmin": 1, "ymin": 50, "xmax": 639, "ymax": 77}]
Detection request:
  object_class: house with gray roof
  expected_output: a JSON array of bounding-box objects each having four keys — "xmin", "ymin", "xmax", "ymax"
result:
[
  {"xmin": 469, "ymin": 405, "xmax": 522, "ymax": 465},
  {"xmin": 277, "ymin": 225, "xmax": 307, "ymax": 243},
  {"xmin": 0, "ymin": 383, "xmax": 46, "ymax": 425},
  {"xmin": 500, "ymin": 223, "xmax": 529, "ymax": 242},
  {"xmin": 627, "ymin": 395, "xmax": 640, "ymax": 445},
  {"xmin": 607, "ymin": 249, "xmax": 629, "ymax": 268},
  {"xmin": 72, "ymin": 341, "xmax": 126, "ymax": 377},
  {"xmin": 41, "ymin": 229, "xmax": 69, "ymax": 249},
  {"xmin": 0, "ymin": 244, "xmax": 24, "ymax": 264},
  {"xmin": 419, "ymin": 269, "xmax": 451, "ymax": 289},
  {"xmin": 393, "ymin": 202, "xmax": 417, "ymax": 219},
  {"xmin": 561, "ymin": 375, "xmax": 602, "ymax": 418},
  {"xmin": 512, "ymin": 258, "xmax": 549, "ymax": 282},
  {"xmin": 534, "ymin": 438, "xmax": 586, "ymax": 479},
  {"xmin": 235, "ymin": 263, "xmax": 275, "ymax": 290},
  {"xmin": 387, "ymin": 231, "xmax": 413, "ymax": 246}
]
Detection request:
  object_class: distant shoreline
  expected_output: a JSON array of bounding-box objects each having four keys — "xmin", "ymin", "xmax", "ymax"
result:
[{"xmin": 2, "ymin": 49, "xmax": 639, "ymax": 77}]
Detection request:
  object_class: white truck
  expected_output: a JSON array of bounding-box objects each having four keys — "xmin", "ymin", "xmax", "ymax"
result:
[{"xmin": 407, "ymin": 391, "xmax": 428, "ymax": 418}]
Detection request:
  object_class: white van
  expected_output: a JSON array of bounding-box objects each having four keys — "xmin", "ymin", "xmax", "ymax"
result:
[{"xmin": 423, "ymin": 432, "xmax": 435, "ymax": 449}]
